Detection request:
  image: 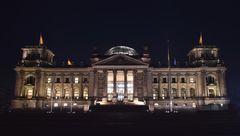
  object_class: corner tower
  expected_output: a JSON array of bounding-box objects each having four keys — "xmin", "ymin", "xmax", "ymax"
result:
[
  {"xmin": 187, "ymin": 33, "xmax": 223, "ymax": 67},
  {"xmin": 19, "ymin": 34, "xmax": 55, "ymax": 67}
]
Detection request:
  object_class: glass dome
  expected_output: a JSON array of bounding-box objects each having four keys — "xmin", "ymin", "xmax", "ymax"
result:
[{"xmin": 105, "ymin": 46, "xmax": 138, "ymax": 56}]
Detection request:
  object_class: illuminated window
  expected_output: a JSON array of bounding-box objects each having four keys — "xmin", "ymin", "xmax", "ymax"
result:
[
  {"xmin": 74, "ymin": 89, "xmax": 79, "ymax": 98},
  {"xmin": 65, "ymin": 90, "xmax": 70, "ymax": 98},
  {"xmin": 74, "ymin": 77, "xmax": 79, "ymax": 83},
  {"xmin": 116, "ymin": 71, "xmax": 124, "ymax": 101},
  {"xmin": 55, "ymin": 89, "xmax": 61, "ymax": 99},
  {"xmin": 63, "ymin": 103, "xmax": 68, "ymax": 107},
  {"xmin": 208, "ymin": 89, "xmax": 215, "ymax": 98},
  {"xmin": 153, "ymin": 88, "xmax": 158, "ymax": 100},
  {"xmin": 83, "ymin": 87, "xmax": 88, "ymax": 100},
  {"xmin": 107, "ymin": 71, "xmax": 114, "ymax": 101},
  {"xmin": 127, "ymin": 71, "xmax": 134, "ymax": 101},
  {"xmin": 47, "ymin": 78, "xmax": 52, "ymax": 83},
  {"xmin": 190, "ymin": 77, "xmax": 194, "ymax": 83},
  {"xmin": 54, "ymin": 103, "xmax": 58, "ymax": 107},
  {"xmin": 27, "ymin": 89, "xmax": 33, "ymax": 99},
  {"xmin": 47, "ymin": 88, "xmax": 51, "ymax": 98}
]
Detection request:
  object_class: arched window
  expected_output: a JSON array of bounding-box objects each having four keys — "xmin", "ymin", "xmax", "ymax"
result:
[
  {"xmin": 55, "ymin": 89, "xmax": 61, "ymax": 99},
  {"xmin": 172, "ymin": 88, "xmax": 177, "ymax": 98},
  {"xmin": 162, "ymin": 88, "xmax": 168, "ymax": 97},
  {"xmin": 83, "ymin": 87, "xmax": 88, "ymax": 100},
  {"xmin": 181, "ymin": 88, "xmax": 187, "ymax": 98},
  {"xmin": 209, "ymin": 89, "xmax": 215, "ymax": 98},
  {"xmin": 206, "ymin": 76, "xmax": 215, "ymax": 85},
  {"xmin": 153, "ymin": 88, "xmax": 159, "ymax": 100},
  {"xmin": 64, "ymin": 89, "xmax": 70, "ymax": 99},
  {"xmin": 190, "ymin": 88, "xmax": 195, "ymax": 97},
  {"xmin": 24, "ymin": 76, "xmax": 35, "ymax": 85}
]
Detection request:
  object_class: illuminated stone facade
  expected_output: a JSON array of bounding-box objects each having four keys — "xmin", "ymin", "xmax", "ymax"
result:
[{"xmin": 11, "ymin": 45, "xmax": 229, "ymax": 112}]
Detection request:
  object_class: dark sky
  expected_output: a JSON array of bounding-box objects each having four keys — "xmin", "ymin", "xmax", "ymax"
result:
[{"xmin": 1, "ymin": 0, "xmax": 239, "ymax": 105}]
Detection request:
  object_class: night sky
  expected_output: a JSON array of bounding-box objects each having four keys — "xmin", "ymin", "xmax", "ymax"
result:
[{"xmin": 1, "ymin": 0, "xmax": 239, "ymax": 106}]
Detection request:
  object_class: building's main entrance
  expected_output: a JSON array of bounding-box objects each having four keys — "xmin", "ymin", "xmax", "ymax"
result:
[{"xmin": 107, "ymin": 70, "xmax": 134, "ymax": 102}]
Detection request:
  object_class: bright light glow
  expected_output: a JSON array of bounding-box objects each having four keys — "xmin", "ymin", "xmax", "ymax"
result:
[
  {"xmin": 192, "ymin": 103, "xmax": 196, "ymax": 108},
  {"xmin": 190, "ymin": 77, "xmax": 194, "ymax": 83},
  {"xmin": 73, "ymin": 103, "xmax": 77, "ymax": 106},
  {"xmin": 107, "ymin": 71, "xmax": 114, "ymax": 101},
  {"xmin": 54, "ymin": 103, "xmax": 58, "ymax": 107},
  {"xmin": 63, "ymin": 103, "xmax": 68, "ymax": 107},
  {"xmin": 220, "ymin": 103, "xmax": 223, "ymax": 107},
  {"xmin": 47, "ymin": 78, "xmax": 51, "ymax": 83},
  {"xmin": 154, "ymin": 103, "xmax": 159, "ymax": 106},
  {"xmin": 74, "ymin": 77, "xmax": 79, "ymax": 83},
  {"xmin": 27, "ymin": 89, "xmax": 33, "ymax": 99},
  {"xmin": 47, "ymin": 88, "xmax": 51, "ymax": 98},
  {"xmin": 105, "ymin": 46, "xmax": 138, "ymax": 56}
]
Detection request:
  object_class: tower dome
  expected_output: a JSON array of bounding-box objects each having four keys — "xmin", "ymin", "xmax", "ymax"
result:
[{"xmin": 105, "ymin": 46, "xmax": 138, "ymax": 56}]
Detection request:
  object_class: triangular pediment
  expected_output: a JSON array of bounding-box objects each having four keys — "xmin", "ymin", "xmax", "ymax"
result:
[{"xmin": 92, "ymin": 55, "xmax": 148, "ymax": 66}]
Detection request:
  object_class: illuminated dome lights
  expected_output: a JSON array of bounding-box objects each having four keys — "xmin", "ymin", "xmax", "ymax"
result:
[{"xmin": 105, "ymin": 46, "xmax": 138, "ymax": 56}]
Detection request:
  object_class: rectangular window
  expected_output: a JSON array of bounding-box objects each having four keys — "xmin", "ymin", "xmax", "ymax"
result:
[
  {"xmin": 153, "ymin": 77, "xmax": 158, "ymax": 83},
  {"xmin": 74, "ymin": 90, "xmax": 79, "ymax": 98},
  {"xmin": 83, "ymin": 77, "xmax": 88, "ymax": 83},
  {"xmin": 172, "ymin": 78, "xmax": 176, "ymax": 83},
  {"xmin": 56, "ymin": 78, "xmax": 61, "ymax": 83},
  {"xmin": 47, "ymin": 88, "xmax": 51, "ymax": 98},
  {"xmin": 65, "ymin": 78, "xmax": 70, "ymax": 83},
  {"xmin": 47, "ymin": 78, "xmax": 51, "ymax": 83},
  {"xmin": 74, "ymin": 77, "xmax": 79, "ymax": 83},
  {"xmin": 181, "ymin": 78, "xmax": 185, "ymax": 83},
  {"xmin": 83, "ymin": 87, "xmax": 88, "ymax": 100},
  {"xmin": 162, "ymin": 78, "xmax": 167, "ymax": 83},
  {"xmin": 190, "ymin": 77, "xmax": 194, "ymax": 83}
]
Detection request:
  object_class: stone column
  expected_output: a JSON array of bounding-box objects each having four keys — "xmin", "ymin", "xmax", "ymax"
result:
[
  {"xmin": 197, "ymin": 71, "xmax": 204, "ymax": 97},
  {"xmin": 61, "ymin": 73, "xmax": 64, "ymax": 98},
  {"xmin": 219, "ymin": 70, "xmax": 226, "ymax": 96},
  {"xmin": 202, "ymin": 71, "xmax": 207, "ymax": 97},
  {"xmin": 113, "ymin": 70, "xmax": 117, "ymax": 97},
  {"xmin": 51, "ymin": 74, "xmax": 55, "ymax": 98},
  {"xmin": 146, "ymin": 70, "xmax": 152, "ymax": 99},
  {"xmin": 177, "ymin": 73, "xmax": 181, "ymax": 97},
  {"xmin": 103, "ymin": 70, "xmax": 107, "ymax": 97},
  {"xmin": 35, "ymin": 70, "xmax": 40, "ymax": 97},
  {"xmin": 186, "ymin": 73, "xmax": 190, "ymax": 97},
  {"xmin": 79, "ymin": 73, "xmax": 83, "ymax": 98},
  {"xmin": 124, "ymin": 70, "xmax": 127, "ymax": 98},
  {"xmin": 38, "ymin": 71, "xmax": 45, "ymax": 97},
  {"xmin": 134, "ymin": 71, "xmax": 138, "ymax": 97},
  {"xmin": 94, "ymin": 70, "xmax": 98, "ymax": 97},
  {"xmin": 15, "ymin": 70, "xmax": 23, "ymax": 97},
  {"xmin": 88, "ymin": 71, "xmax": 94, "ymax": 98}
]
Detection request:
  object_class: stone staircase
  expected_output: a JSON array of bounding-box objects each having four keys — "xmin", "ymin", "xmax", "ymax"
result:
[{"xmin": 90, "ymin": 104, "xmax": 149, "ymax": 112}]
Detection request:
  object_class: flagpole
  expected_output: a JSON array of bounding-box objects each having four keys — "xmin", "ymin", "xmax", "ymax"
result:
[{"xmin": 167, "ymin": 40, "xmax": 173, "ymax": 113}]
